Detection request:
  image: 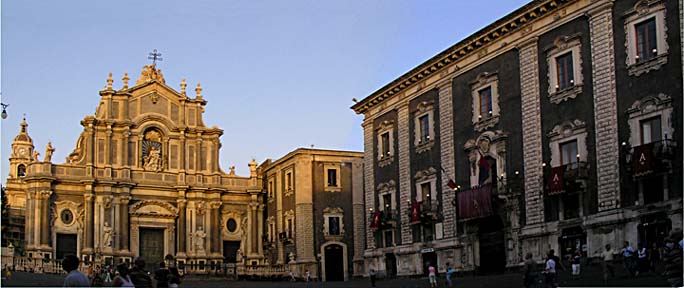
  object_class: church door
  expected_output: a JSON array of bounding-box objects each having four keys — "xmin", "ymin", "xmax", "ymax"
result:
[
  {"xmin": 223, "ymin": 241, "xmax": 241, "ymax": 263},
  {"xmin": 324, "ymin": 244, "xmax": 344, "ymax": 281},
  {"xmin": 56, "ymin": 233, "xmax": 77, "ymax": 260},
  {"xmin": 139, "ymin": 228, "xmax": 165, "ymax": 271}
]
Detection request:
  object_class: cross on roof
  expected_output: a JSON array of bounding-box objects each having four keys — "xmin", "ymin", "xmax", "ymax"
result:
[{"xmin": 148, "ymin": 49, "xmax": 163, "ymax": 65}]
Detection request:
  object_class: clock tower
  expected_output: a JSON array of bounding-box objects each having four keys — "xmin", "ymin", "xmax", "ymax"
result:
[{"xmin": 8, "ymin": 117, "xmax": 34, "ymax": 179}]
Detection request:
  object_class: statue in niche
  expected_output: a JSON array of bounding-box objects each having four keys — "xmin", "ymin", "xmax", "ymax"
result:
[
  {"xmin": 144, "ymin": 147, "xmax": 161, "ymax": 171},
  {"xmin": 195, "ymin": 227, "xmax": 206, "ymax": 252},
  {"xmin": 103, "ymin": 222, "xmax": 113, "ymax": 247},
  {"xmin": 44, "ymin": 141, "xmax": 55, "ymax": 162}
]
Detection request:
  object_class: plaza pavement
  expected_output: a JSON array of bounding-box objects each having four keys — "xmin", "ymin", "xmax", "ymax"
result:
[{"xmin": 0, "ymin": 261, "xmax": 672, "ymax": 287}]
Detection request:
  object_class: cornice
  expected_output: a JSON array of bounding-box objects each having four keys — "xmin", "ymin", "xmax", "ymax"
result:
[{"xmin": 351, "ymin": 0, "xmax": 575, "ymax": 114}]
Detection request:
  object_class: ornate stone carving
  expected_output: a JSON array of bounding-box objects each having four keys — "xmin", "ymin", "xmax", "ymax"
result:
[
  {"xmin": 135, "ymin": 64, "xmax": 165, "ymax": 85},
  {"xmin": 376, "ymin": 180, "xmax": 396, "ymax": 194},
  {"xmin": 414, "ymin": 167, "xmax": 437, "ymax": 182},
  {"xmin": 128, "ymin": 200, "xmax": 178, "ymax": 218},
  {"xmin": 546, "ymin": 119, "xmax": 586, "ymax": 139},
  {"xmin": 44, "ymin": 141, "xmax": 55, "ymax": 162}
]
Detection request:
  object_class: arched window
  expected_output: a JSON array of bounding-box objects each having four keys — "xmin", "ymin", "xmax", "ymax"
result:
[{"xmin": 17, "ymin": 164, "xmax": 26, "ymax": 177}]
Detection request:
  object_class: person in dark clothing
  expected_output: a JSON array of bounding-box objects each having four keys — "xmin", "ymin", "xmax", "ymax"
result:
[
  {"xmin": 129, "ymin": 257, "xmax": 152, "ymax": 288},
  {"xmin": 662, "ymin": 229, "xmax": 683, "ymax": 288},
  {"xmin": 649, "ymin": 242, "xmax": 661, "ymax": 273},
  {"xmin": 523, "ymin": 253, "xmax": 538, "ymax": 288},
  {"xmin": 154, "ymin": 262, "xmax": 170, "ymax": 288},
  {"xmin": 167, "ymin": 266, "xmax": 181, "ymax": 288}
]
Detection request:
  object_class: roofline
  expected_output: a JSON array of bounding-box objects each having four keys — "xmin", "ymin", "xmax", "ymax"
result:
[
  {"xmin": 262, "ymin": 147, "xmax": 363, "ymax": 170},
  {"xmin": 351, "ymin": 0, "xmax": 569, "ymax": 114}
]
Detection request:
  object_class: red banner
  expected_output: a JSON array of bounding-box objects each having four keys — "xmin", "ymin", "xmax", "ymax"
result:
[
  {"xmin": 370, "ymin": 211, "xmax": 382, "ymax": 229},
  {"xmin": 632, "ymin": 143, "xmax": 655, "ymax": 177},
  {"xmin": 410, "ymin": 202, "xmax": 422, "ymax": 224},
  {"xmin": 457, "ymin": 184, "xmax": 493, "ymax": 220},
  {"xmin": 547, "ymin": 165, "xmax": 566, "ymax": 195}
]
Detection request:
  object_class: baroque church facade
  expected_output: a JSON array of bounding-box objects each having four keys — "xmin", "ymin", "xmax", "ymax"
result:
[{"xmin": 5, "ymin": 65, "xmax": 266, "ymax": 272}]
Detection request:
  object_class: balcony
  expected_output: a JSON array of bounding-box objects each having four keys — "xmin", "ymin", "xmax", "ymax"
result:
[
  {"xmin": 421, "ymin": 200, "xmax": 441, "ymax": 222},
  {"xmin": 545, "ymin": 162, "xmax": 589, "ymax": 195},
  {"xmin": 627, "ymin": 139, "xmax": 677, "ymax": 178},
  {"xmin": 369, "ymin": 209, "xmax": 399, "ymax": 230}
]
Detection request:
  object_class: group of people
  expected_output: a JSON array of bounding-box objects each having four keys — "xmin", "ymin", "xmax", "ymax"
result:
[{"xmin": 62, "ymin": 255, "xmax": 182, "ymax": 287}]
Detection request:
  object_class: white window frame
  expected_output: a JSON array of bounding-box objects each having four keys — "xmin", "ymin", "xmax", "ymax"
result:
[
  {"xmin": 322, "ymin": 207, "xmax": 345, "ymax": 239},
  {"xmin": 376, "ymin": 180, "xmax": 396, "ymax": 212},
  {"xmin": 547, "ymin": 119, "xmax": 588, "ymax": 167},
  {"xmin": 624, "ymin": 0, "xmax": 669, "ymax": 76},
  {"xmin": 284, "ymin": 210, "xmax": 295, "ymax": 240},
  {"xmin": 324, "ymin": 163, "xmax": 342, "ymax": 192},
  {"xmin": 470, "ymin": 72, "xmax": 500, "ymax": 132},
  {"xmin": 626, "ymin": 93, "xmax": 674, "ymax": 147},
  {"xmin": 546, "ymin": 35, "xmax": 583, "ymax": 104},
  {"xmin": 266, "ymin": 216, "xmax": 276, "ymax": 242},
  {"xmin": 284, "ymin": 168, "xmax": 294, "ymax": 197},
  {"xmin": 414, "ymin": 167, "xmax": 438, "ymax": 204},
  {"xmin": 376, "ymin": 120, "xmax": 395, "ymax": 167},
  {"xmin": 413, "ymin": 101, "xmax": 436, "ymax": 154}
]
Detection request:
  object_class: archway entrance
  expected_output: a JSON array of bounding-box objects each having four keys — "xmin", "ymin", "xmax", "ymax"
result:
[
  {"xmin": 478, "ymin": 215, "xmax": 505, "ymax": 274},
  {"xmin": 422, "ymin": 250, "xmax": 437, "ymax": 276},
  {"xmin": 324, "ymin": 244, "xmax": 344, "ymax": 281},
  {"xmin": 384, "ymin": 253, "xmax": 396, "ymax": 278},
  {"xmin": 139, "ymin": 228, "xmax": 165, "ymax": 271}
]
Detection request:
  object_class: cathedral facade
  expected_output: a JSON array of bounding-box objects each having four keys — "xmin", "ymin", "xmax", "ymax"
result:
[{"xmin": 5, "ymin": 65, "xmax": 265, "ymax": 272}]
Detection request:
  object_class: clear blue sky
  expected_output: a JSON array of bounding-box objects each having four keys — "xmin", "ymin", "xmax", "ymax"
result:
[{"xmin": 1, "ymin": 0, "xmax": 529, "ymax": 178}]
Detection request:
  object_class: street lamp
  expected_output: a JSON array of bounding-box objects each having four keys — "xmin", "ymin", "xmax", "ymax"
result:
[{"xmin": 1, "ymin": 103, "xmax": 8, "ymax": 119}]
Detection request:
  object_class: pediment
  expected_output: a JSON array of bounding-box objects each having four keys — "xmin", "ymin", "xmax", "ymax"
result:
[{"xmin": 129, "ymin": 200, "xmax": 178, "ymax": 218}]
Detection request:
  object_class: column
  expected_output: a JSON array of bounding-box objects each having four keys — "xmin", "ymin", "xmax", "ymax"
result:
[
  {"xmin": 119, "ymin": 196, "xmax": 131, "ymax": 251},
  {"xmin": 588, "ymin": 1, "xmax": 621, "ymax": 211},
  {"xmin": 437, "ymin": 78, "xmax": 456, "ymax": 238},
  {"xmin": 362, "ymin": 120, "xmax": 375, "ymax": 249},
  {"xmin": 34, "ymin": 192, "xmax": 42, "ymax": 247},
  {"xmin": 517, "ymin": 37, "xmax": 544, "ymax": 225},
  {"xmin": 84, "ymin": 193, "xmax": 95, "ymax": 253},
  {"xmin": 177, "ymin": 199, "xmax": 187, "ymax": 256},
  {"xmin": 24, "ymin": 192, "xmax": 34, "ymax": 249},
  {"xmin": 397, "ymin": 103, "xmax": 411, "ymax": 244},
  {"xmin": 257, "ymin": 204, "xmax": 264, "ymax": 256},
  {"xmin": 40, "ymin": 191, "xmax": 52, "ymax": 246},
  {"xmin": 210, "ymin": 201, "xmax": 221, "ymax": 254}
]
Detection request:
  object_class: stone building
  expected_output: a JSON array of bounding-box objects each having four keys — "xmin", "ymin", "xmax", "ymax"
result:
[
  {"xmin": 4, "ymin": 64, "xmax": 266, "ymax": 272},
  {"xmin": 352, "ymin": 0, "xmax": 682, "ymax": 277},
  {"xmin": 258, "ymin": 148, "xmax": 364, "ymax": 281}
]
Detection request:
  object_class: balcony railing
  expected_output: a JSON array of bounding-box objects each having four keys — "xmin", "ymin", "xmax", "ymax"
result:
[
  {"xmin": 628, "ymin": 139, "xmax": 677, "ymax": 178},
  {"xmin": 421, "ymin": 200, "xmax": 441, "ymax": 222}
]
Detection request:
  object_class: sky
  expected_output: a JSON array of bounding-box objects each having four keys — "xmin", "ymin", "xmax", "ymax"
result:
[{"xmin": 1, "ymin": 0, "xmax": 530, "ymax": 179}]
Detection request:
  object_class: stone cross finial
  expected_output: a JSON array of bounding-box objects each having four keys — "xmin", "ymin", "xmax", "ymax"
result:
[
  {"xmin": 195, "ymin": 83, "xmax": 203, "ymax": 99},
  {"xmin": 106, "ymin": 73, "xmax": 114, "ymax": 90},
  {"xmin": 181, "ymin": 78, "xmax": 187, "ymax": 95},
  {"xmin": 122, "ymin": 72, "xmax": 130, "ymax": 89}
]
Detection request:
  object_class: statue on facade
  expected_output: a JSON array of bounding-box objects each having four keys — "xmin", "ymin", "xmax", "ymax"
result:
[
  {"xmin": 195, "ymin": 227, "xmax": 206, "ymax": 252},
  {"xmin": 32, "ymin": 150, "xmax": 40, "ymax": 162},
  {"xmin": 44, "ymin": 141, "xmax": 55, "ymax": 162},
  {"xmin": 144, "ymin": 147, "xmax": 161, "ymax": 171},
  {"xmin": 103, "ymin": 222, "xmax": 112, "ymax": 247},
  {"xmin": 229, "ymin": 166, "xmax": 236, "ymax": 175}
]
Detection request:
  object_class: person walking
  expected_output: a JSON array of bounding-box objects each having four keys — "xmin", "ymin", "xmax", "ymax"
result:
[
  {"xmin": 601, "ymin": 244, "xmax": 615, "ymax": 284},
  {"xmin": 369, "ymin": 268, "xmax": 377, "ymax": 287},
  {"xmin": 649, "ymin": 242, "xmax": 661, "ymax": 273},
  {"xmin": 62, "ymin": 255, "xmax": 90, "ymax": 287},
  {"xmin": 428, "ymin": 263, "xmax": 437, "ymax": 288},
  {"xmin": 523, "ymin": 253, "xmax": 538, "ymax": 288},
  {"xmin": 305, "ymin": 269, "xmax": 311, "ymax": 282},
  {"xmin": 168, "ymin": 266, "xmax": 182, "ymax": 288},
  {"xmin": 571, "ymin": 250, "xmax": 581, "ymax": 279},
  {"xmin": 112, "ymin": 263, "xmax": 135, "ymax": 287},
  {"xmin": 154, "ymin": 262, "xmax": 170, "ymax": 288},
  {"xmin": 543, "ymin": 252, "xmax": 557, "ymax": 288},
  {"xmin": 662, "ymin": 229, "xmax": 683, "ymax": 287},
  {"xmin": 445, "ymin": 262, "xmax": 454, "ymax": 287},
  {"xmin": 621, "ymin": 241, "xmax": 636, "ymax": 277},
  {"xmin": 129, "ymin": 257, "xmax": 152, "ymax": 288},
  {"xmin": 636, "ymin": 243, "xmax": 647, "ymax": 276}
]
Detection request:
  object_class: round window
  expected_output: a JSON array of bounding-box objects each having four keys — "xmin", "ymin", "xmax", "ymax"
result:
[
  {"xmin": 61, "ymin": 209, "xmax": 74, "ymax": 225},
  {"xmin": 226, "ymin": 219, "xmax": 238, "ymax": 233}
]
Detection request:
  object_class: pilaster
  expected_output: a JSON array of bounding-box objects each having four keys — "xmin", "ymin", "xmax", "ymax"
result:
[
  {"xmin": 517, "ymin": 37, "xmax": 544, "ymax": 224},
  {"xmin": 397, "ymin": 103, "xmax": 412, "ymax": 244},
  {"xmin": 437, "ymin": 79, "xmax": 456, "ymax": 238},
  {"xmin": 362, "ymin": 120, "xmax": 375, "ymax": 249},
  {"xmin": 588, "ymin": 1, "xmax": 621, "ymax": 211}
]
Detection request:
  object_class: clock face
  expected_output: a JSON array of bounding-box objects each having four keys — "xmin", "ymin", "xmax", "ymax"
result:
[{"xmin": 19, "ymin": 148, "xmax": 26, "ymax": 156}]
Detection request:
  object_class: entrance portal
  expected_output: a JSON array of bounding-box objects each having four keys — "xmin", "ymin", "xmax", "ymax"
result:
[
  {"xmin": 139, "ymin": 228, "xmax": 165, "ymax": 271},
  {"xmin": 422, "ymin": 251, "xmax": 437, "ymax": 276},
  {"xmin": 324, "ymin": 244, "xmax": 344, "ymax": 281},
  {"xmin": 223, "ymin": 241, "xmax": 241, "ymax": 263},
  {"xmin": 56, "ymin": 233, "xmax": 77, "ymax": 260},
  {"xmin": 384, "ymin": 253, "xmax": 396, "ymax": 278},
  {"xmin": 478, "ymin": 216, "xmax": 505, "ymax": 274}
]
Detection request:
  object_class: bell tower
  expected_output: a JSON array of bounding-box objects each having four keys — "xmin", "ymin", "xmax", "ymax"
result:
[{"xmin": 8, "ymin": 117, "xmax": 34, "ymax": 179}]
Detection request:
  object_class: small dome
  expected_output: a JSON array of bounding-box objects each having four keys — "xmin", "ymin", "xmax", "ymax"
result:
[{"xmin": 12, "ymin": 118, "xmax": 33, "ymax": 144}]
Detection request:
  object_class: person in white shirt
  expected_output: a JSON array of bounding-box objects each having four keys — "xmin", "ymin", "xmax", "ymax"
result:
[
  {"xmin": 601, "ymin": 244, "xmax": 615, "ymax": 284},
  {"xmin": 62, "ymin": 255, "xmax": 90, "ymax": 287},
  {"xmin": 544, "ymin": 252, "xmax": 557, "ymax": 288},
  {"xmin": 636, "ymin": 243, "xmax": 647, "ymax": 276}
]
